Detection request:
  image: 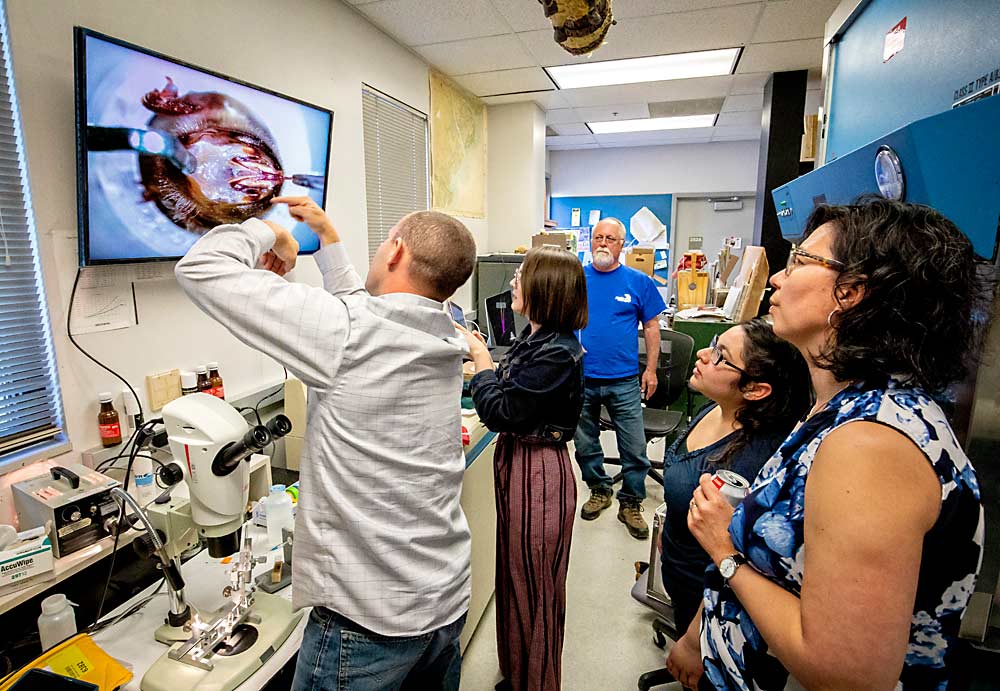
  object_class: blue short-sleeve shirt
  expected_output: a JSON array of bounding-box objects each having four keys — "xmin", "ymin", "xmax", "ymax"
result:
[{"xmin": 580, "ymin": 263, "xmax": 666, "ymax": 379}]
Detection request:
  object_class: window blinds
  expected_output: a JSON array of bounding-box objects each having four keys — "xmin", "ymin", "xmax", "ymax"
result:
[
  {"xmin": 0, "ymin": 0, "xmax": 65, "ymax": 459},
  {"xmin": 361, "ymin": 87, "xmax": 429, "ymax": 261}
]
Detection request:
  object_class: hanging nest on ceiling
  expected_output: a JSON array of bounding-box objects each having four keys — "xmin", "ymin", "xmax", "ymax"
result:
[{"xmin": 539, "ymin": 0, "xmax": 615, "ymax": 56}]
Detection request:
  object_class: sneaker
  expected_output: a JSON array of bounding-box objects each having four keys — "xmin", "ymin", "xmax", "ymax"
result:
[
  {"xmin": 618, "ymin": 500, "xmax": 649, "ymax": 540},
  {"xmin": 580, "ymin": 487, "xmax": 613, "ymax": 520}
]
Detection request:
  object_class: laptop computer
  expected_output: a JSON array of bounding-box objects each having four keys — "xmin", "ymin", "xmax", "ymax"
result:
[{"xmin": 484, "ymin": 290, "xmax": 517, "ymax": 359}]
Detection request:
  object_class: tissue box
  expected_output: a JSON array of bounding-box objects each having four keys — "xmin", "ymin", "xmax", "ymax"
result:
[{"xmin": 0, "ymin": 535, "xmax": 54, "ymax": 594}]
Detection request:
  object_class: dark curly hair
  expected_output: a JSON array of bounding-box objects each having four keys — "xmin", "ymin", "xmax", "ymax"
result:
[
  {"xmin": 712, "ymin": 318, "xmax": 812, "ymax": 467},
  {"xmin": 806, "ymin": 196, "xmax": 995, "ymax": 393}
]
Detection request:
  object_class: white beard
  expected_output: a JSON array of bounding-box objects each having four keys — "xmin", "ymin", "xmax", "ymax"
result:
[{"xmin": 592, "ymin": 249, "xmax": 615, "ymax": 269}]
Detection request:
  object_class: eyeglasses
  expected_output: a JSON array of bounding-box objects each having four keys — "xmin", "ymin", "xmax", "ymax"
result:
[
  {"xmin": 784, "ymin": 245, "xmax": 846, "ymax": 276},
  {"xmin": 591, "ymin": 234, "xmax": 622, "ymax": 245},
  {"xmin": 709, "ymin": 334, "xmax": 748, "ymax": 375}
]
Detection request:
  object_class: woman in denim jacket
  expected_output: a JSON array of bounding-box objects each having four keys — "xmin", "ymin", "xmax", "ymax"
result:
[{"xmin": 460, "ymin": 245, "xmax": 587, "ymax": 691}]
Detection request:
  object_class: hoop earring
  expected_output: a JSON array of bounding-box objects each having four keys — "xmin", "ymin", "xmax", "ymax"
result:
[{"xmin": 827, "ymin": 309, "xmax": 839, "ymax": 328}]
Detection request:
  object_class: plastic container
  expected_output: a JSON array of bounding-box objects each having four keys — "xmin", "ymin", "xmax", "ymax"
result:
[
  {"xmin": 207, "ymin": 362, "xmax": 225, "ymax": 400},
  {"xmin": 132, "ymin": 454, "xmax": 155, "ymax": 507},
  {"xmin": 265, "ymin": 484, "xmax": 294, "ymax": 548},
  {"xmin": 97, "ymin": 392, "xmax": 121, "ymax": 447},
  {"xmin": 180, "ymin": 371, "xmax": 198, "ymax": 396},
  {"xmin": 37, "ymin": 594, "xmax": 76, "ymax": 651}
]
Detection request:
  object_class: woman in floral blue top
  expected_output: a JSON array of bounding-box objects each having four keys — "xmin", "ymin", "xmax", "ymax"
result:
[{"xmin": 679, "ymin": 197, "xmax": 992, "ymax": 690}]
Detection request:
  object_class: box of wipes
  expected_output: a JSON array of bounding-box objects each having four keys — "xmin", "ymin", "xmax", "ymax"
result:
[{"xmin": 0, "ymin": 534, "xmax": 55, "ymax": 593}]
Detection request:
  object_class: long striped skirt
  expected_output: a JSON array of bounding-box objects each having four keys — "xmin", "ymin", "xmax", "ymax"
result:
[{"xmin": 494, "ymin": 432, "xmax": 577, "ymax": 691}]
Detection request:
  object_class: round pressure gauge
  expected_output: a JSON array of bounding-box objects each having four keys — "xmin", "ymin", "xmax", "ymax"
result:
[{"xmin": 874, "ymin": 145, "xmax": 905, "ymax": 201}]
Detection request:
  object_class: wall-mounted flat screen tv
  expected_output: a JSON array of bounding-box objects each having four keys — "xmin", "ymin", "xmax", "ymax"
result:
[{"xmin": 75, "ymin": 28, "xmax": 333, "ymax": 266}]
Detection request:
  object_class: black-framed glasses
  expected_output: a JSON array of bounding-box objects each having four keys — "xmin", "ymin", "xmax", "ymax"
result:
[
  {"xmin": 709, "ymin": 334, "xmax": 748, "ymax": 375},
  {"xmin": 591, "ymin": 234, "xmax": 622, "ymax": 245},
  {"xmin": 785, "ymin": 245, "xmax": 846, "ymax": 276}
]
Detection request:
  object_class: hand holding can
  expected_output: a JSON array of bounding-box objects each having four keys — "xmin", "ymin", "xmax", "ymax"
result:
[{"xmin": 711, "ymin": 469, "xmax": 750, "ymax": 507}]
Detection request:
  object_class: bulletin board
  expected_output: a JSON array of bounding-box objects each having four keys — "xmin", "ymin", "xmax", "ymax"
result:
[{"xmin": 549, "ymin": 193, "xmax": 673, "ymax": 288}]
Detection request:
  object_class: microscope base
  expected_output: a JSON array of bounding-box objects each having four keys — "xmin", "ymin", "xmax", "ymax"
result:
[
  {"xmin": 140, "ymin": 592, "xmax": 302, "ymax": 691},
  {"xmin": 154, "ymin": 617, "xmax": 196, "ymax": 645}
]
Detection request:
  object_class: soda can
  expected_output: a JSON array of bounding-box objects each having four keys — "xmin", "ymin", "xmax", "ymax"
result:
[{"xmin": 711, "ymin": 469, "xmax": 750, "ymax": 507}]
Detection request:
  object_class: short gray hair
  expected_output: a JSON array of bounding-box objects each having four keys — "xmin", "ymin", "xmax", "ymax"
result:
[{"xmin": 595, "ymin": 217, "xmax": 626, "ymax": 239}]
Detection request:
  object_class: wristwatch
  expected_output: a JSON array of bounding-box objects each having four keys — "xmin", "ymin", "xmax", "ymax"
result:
[{"xmin": 719, "ymin": 552, "xmax": 747, "ymax": 583}]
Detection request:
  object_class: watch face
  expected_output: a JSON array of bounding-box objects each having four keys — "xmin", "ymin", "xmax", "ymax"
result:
[
  {"xmin": 874, "ymin": 145, "xmax": 905, "ymax": 201},
  {"xmin": 720, "ymin": 557, "xmax": 737, "ymax": 579}
]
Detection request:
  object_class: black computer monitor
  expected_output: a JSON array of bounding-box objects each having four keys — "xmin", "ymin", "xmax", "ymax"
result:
[{"xmin": 484, "ymin": 290, "xmax": 517, "ymax": 348}]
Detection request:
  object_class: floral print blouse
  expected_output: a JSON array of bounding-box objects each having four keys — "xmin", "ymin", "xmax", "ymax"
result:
[{"xmin": 700, "ymin": 377, "xmax": 983, "ymax": 691}]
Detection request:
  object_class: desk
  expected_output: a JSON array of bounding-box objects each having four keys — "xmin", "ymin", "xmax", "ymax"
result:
[
  {"xmin": 0, "ymin": 530, "xmax": 140, "ymax": 616},
  {"xmin": 93, "ymin": 414, "xmax": 498, "ymax": 688}
]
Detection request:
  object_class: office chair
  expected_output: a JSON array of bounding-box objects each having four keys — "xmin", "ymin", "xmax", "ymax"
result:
[{"xmin": 599, "ymin": 328, "xmax": 695, "ymax": 486}]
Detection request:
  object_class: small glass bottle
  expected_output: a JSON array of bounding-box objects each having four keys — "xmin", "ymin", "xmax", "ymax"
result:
[
  {"xmin": 180, "ymin": 371, "xmax": 198, "ymax": 396},
  {"xmin": 195, "ymin": 365, "xmax": 212, "ymax": 394},
  {"xmin": 97, "ymin": 392, "xmax": 122, "ymax": 447},
  {"xmin": 207, "ymin": 362, "xmax": 225, "ymax": 400}
]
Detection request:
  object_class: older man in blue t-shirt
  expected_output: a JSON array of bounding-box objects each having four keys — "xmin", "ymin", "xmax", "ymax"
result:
[{"xmin": 575, "ymin": 218, "xmax": 665, "ymax": 540}]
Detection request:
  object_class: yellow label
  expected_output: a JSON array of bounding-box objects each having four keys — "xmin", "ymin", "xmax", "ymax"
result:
[{"xmin": 47, "ymin": 644, "xmax": 94, "ymax": 680}]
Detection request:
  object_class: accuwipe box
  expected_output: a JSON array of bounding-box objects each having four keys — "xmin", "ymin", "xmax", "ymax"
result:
[{"xmin": 0, "ymin": 535, "xmax": 55, "ymax": 593}]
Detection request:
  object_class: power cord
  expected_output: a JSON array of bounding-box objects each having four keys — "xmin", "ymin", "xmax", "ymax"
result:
[
  {"xmin": 67, "ymin": 267, "xmax": 143, "ymax": 418},
  {"xmin": 90, "ymin": 419, "xmax": 159, "ymax": 628}
]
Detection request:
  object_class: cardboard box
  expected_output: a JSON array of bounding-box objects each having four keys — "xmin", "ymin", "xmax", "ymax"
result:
[
  {"xmin": 625, "ymin": 247, "xmax": 654, "ymax": 276},
  {"xmin": 0, "ymin": 535, "xmax": 54, "ymax": 594},
  {"xmin": 531, "ymin": 232, "xmax": 573, "ymax": 252}
]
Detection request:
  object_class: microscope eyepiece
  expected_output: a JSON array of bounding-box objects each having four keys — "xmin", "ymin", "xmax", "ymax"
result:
[
  {"xmin": 212, "ymin": 425, "xmax": 272, "ymax": 476},
  {"xmin": 266, "ymin": 414, "xmax": 292, "ymax": 440}
]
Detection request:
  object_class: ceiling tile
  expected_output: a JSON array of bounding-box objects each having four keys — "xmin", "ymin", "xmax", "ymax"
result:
[
  {"xmin": 488, "ymin": 0, "xmax": 553, "ymax": 32},
  {"xmin": 615, "ymin": 0, "xmax": 765, "ymax": 18},
  {"xmin": 711, "ymin": 124, "xmax": 761, "ymax": 141},
  {"xmin": 575, "ymin": 103, "xmax": 650, "ymax": 122},
  {"xmin": 546, "ymin": 134, "xmax": 598, "ymax": 146},
  {"xmin": 558, "ymin": 74, "xmax": 733, "ymax": 108},
  {"xmin": 545, "ymin": 108, "xmax": 581, "ymax": 124},
  {"xmin": 550, "ymin": 122, "xmax": 592, "ymax": 135},
  {"xmin": 481, "ymin": 89, "xmax": 571, "ymax": 109},
  {"xmin": 547, "ymin": 142, "xmax": 601, "ymax": 150},
  {"xmin": 730, "ymin": 71, "xmax": 770, "ymax": 94},
  {"xmin": 737, "ymin": 38, "xmax": 824, "ymax": 73},
  {"xmin": 519, "ymin": 4, "xmax": 761, "ymax": 66},
  {"xmin": 752, "ymin": 0, "xmax": 841, "ymax": 44},
  {"xmin": 357, "ymin": 0, "xmax": 510, "ymax": 46},
  {"xmin": 716, "ymin": 109, "xmax": 761, "ymax": 126},
  {"xmin": 722, "ymin": 92, "xmax": 763, "ymax": 111},
  {"xmin": 453, "ymin": 67, "xmax": 556, "ymax": 96},
  {"xmin": 595, "ymin": 129, "xmax": 714, "ymax": 147},
  {"xmin": 416, "ymin": 34, "xmax": 536, "ymax": 74}
]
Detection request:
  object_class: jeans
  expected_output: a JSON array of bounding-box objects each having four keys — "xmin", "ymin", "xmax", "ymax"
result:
[
  {"xmin": 291, "ymin": 607, "xmax": 467, "ymax": 691},
  {"xmin": 573, "ymin": 376, "xmax": 650, "ymax": 501}
]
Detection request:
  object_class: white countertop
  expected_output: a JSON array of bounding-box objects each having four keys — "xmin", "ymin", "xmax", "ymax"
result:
[{"xmin": 92, "ymin": 525, "xmax": 305, "ymax": 691}]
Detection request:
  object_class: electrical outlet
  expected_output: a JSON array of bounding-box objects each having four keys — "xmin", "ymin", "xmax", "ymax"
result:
[{"xmin": 146, "ymin": 369, "xmax": 182, "ymax": 411}]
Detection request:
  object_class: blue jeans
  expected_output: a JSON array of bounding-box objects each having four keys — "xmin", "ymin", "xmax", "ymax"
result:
[
  {"xmin": 291, "ymin": 607, "xmax": 467, "ymax": 691},
  {"xmin": 573, "ymin": 376, "xmax": 650, "ymax": 501}
]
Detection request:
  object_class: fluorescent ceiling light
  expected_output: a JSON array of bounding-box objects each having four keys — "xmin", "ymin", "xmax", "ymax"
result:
[
  {"xmin": 588, "ymin": 114, "xmax": 717, "ymax": 134},
  {"xmin": 546, "ymin": 48, "xmax": 740, "ymax": 89}
]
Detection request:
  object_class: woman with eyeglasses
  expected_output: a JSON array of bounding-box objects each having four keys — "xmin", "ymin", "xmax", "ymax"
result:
[
  {"xmin": 458, "ymin": 246, "xmax": 587, "ymax": 691},
  {"xmin": 681, "ymin": 196, "xmax": 992, "ymax": 690},
  {"xmin": 660, "ymin": 319, "xmax": 811, "ymax": 688}
]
